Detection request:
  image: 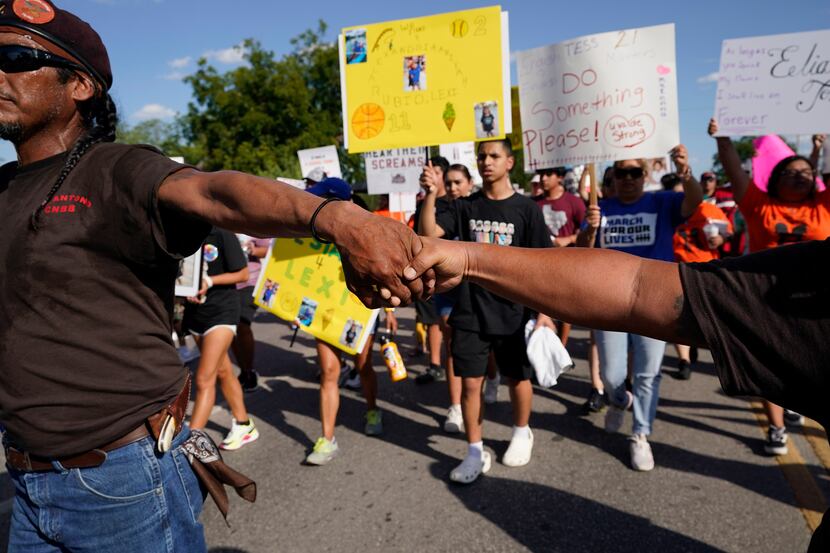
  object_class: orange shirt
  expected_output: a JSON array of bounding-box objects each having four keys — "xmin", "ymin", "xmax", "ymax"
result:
[
  {"xmin": 673, "ymin": 202, "xmax": 733, "ymax": 263},
  {"xmin": 740, "ymin": 183, "xmax": 830, "ymax": 253},
  {"xmin": 373, "ymin": 208, "xmax": 415, "ymax": 228}
]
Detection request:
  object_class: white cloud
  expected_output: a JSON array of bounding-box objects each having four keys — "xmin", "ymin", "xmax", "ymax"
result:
[
  {"xmin": 132, "ymin": 103, "xmax": 176, "ymax": 121},
  {"xmin": 697, "ymin": 71, "xmax": 719, "ymax": 85},
  {"xmin": 202, "ymin": 44, "xmax": 245, "ymax": 65},
  {"xmin": 162, "ymin": 71, "xmax": 187, "ymax": 81},
  {"xmin": 168, "ymin": 56, "xmax": 191, "ymax": 69}
]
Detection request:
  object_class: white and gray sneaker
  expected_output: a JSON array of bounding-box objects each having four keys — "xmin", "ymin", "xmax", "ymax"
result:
[
  {"xmin": 444, "ymin": 404, "xmax": 465, "ymax": 434},
  {"xmin": 629, "ymin": 434, "xmax": 655, "ymax": 471},
  {"xmin": 764, "ymin": 425, "xmax": 789, "ymax": 456}
]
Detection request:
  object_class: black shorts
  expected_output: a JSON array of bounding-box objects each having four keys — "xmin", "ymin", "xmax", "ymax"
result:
[
  {"xmin": 414, "ymin": 297, "xmax": 440, "ymax": 325},
  {"xmin": 451, "ymin": 327, "xmax": 532, "ymax": 381},
  {"xmin": 238, "ymin": 286, "xmax": 257, "ymax": 324}
]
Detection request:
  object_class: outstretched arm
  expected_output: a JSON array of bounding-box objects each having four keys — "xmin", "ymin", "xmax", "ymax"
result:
[
  {"xmin": 158, "ymin": 169, "xmax": 430, "ymax": 307},
  {"xmin": 709, "ymin": 118, "xmax": 750, "ymax": 203},
  {"xmin": 405, "ymin": 238, "xmax": 706, "ymax": 346}
]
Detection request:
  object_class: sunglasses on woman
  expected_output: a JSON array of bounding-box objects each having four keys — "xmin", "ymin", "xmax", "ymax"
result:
[
  {"xmin": 0, "ymin": 45, "xmax": 85, "ymax": 74},
  {"xmin": 613, "ymin": 167, "xmax": 645, "ymax": 180}
]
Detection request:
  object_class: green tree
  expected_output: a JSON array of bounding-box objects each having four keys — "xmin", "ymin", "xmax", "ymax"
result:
[
  {"xmin": 181, "ymin": 23, "xmax": 365, "ymax": 183},
  {"xmin": 116, "ymin": 118, "xmax": 192, "ymax": 160},
  {"xmin": 711, "ymin": 137, "xmax": 755, "ymax": 183}
]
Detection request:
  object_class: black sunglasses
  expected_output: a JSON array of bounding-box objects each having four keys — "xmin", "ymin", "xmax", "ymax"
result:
[
  {"xmin": 0, "ymin": 45, "xmax": 85, "ymax": 74},
  {"xmin": 614, "ymin": 167, "xmax": 645, "ymax": 180}
]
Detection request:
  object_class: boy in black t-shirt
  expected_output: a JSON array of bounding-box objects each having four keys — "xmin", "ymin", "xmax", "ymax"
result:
[{"xmin": 419, "ymin": 139, "xmax": 554, "ymax": 483}]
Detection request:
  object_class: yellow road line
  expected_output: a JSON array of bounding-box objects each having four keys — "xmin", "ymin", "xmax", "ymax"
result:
[
  {"xmin": 748, "ymin": 400, "xmax": 827, "ymax": 531},
  {"xmin": 802, "ymin": 418, "xmax": 830, "ymax": 475}
]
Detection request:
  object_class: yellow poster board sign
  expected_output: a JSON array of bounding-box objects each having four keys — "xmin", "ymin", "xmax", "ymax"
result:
[
  {"xmin": 339, "ymin": 6, "xmax": 511, "ymax": 153},
  {"xmin": 253, "ymin": 238, "xmax": 379, "ymax": 356}
]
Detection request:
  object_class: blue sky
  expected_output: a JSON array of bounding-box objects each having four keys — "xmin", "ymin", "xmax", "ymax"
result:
[{"xmin": 3, "ymin": 0, "xmax": 829, "ymax": 170}]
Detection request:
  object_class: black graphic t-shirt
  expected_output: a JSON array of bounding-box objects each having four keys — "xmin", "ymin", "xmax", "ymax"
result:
[
  {"xmin": 184, "ymin": 227, "xmax": 248, "ymax": 329},
  {"xmin": 0, "ymin": 143, "xmax": 209, "ymax": 456},
  {"xmin": 436, "ymin": 191, "xmax": 551, "ymax": 334}
]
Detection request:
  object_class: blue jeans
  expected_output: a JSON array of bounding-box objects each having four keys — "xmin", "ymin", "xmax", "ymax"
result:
[
  {"xmin": 7, "ymin": 428, "xmax": 206, "ymax": 553},
  {"xmin": 595, "ymin": 330, "xmax": 666, "ymax": 436}
]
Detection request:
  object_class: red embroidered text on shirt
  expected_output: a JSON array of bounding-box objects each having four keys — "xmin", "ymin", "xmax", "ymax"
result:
[{"xmin": 43, "ymin": 194, "xmax": 92, "ymax": 215}]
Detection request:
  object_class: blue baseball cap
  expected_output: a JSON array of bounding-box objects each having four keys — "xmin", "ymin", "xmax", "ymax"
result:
[{"xmin": 306, "ymin": 177, "xmax": 352, "ymax": 200}]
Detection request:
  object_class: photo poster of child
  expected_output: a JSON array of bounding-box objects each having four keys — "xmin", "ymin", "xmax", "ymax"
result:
[
  {"xmin": 297, "ymin": 297, "xmax": 319, "ymax": 327},
  {"xmin": 260, "ymin": 279, "xmax": 279, "ymax": 308},
  {"xmin": 403, "ymin": 55, "xmax": 426, "ymax": 91},
  {"xmin": 339, "ymin": 318, "xmax": 365, "ymax": 349},
  {"xmin": 474, "ymin": 101, "xmax": 499, "ymax": 139},
  {"xmin": 345, "ymin": 29, "xmax": 367, "ymax": 64},
  {"xmin": 175, "ymin": 250, "xmax": 202, "ymax": 298}
]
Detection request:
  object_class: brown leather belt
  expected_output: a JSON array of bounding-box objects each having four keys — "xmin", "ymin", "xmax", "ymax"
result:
[
  {"xmin": 5, "ymin": 374, "xmax": 191, "ymax": 473},
  {"xmin": 5, "ymin": 424, "xmax": 151, "ymax": 472}
]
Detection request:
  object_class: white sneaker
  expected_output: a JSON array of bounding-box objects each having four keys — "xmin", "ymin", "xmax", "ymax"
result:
[
  {"xmin": 483, "ymin": 375, "xmax": 500, "ymax": 404},
  {"xmin": 449, "ymin": 451, "xmax": 491, "ymax": 484},
  {"xmin": 604, "ymin": 390, "xmax": 634, "ymax": 434},
  {"xmin": 220, "ymin": 419, "xmax": 259, "ymax": 451},
  {"xmin": 444, "ymin": 405, "xmax": 465, "ymax": 434},
  {"xmin": 629, "ymin": 434, "xmax": 655, "ymax": 471},
  {"xmin": 502, "ymin": 429, "xmax": 534, "ymax": 467}
]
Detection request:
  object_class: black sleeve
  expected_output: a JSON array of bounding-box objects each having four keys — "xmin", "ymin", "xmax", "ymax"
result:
[
  {"xmin": 436, "ymin": 198, "xmax": 460, "ymax": 240},
  {"xmin": 526, "ymin": 200, "xmax": 554, "ymax": 249},
  {"xmin": 111, "ymin": 145, "xmax": 210, "ymax": 262},
  {"xmin": 220, "ymin": 230, "xmax": 248, "ymax": 273},
  {"xmin": 680, "ymin": 239, "xmax": 830, "ymax": 427}
]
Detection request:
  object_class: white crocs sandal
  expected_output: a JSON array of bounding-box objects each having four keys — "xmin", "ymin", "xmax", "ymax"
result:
[{"xmin": 450, "ymin": 451, "xmax": 492, "ymax": 484}]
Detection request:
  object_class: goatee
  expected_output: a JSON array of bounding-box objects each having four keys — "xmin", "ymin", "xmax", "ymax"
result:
[{"xmin": 0, "ymin": 122, "xmax": 22, "ymax": 143}]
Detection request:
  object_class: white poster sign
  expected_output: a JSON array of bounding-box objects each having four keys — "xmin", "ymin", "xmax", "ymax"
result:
[
  {"xmin": 714, "ymin": 30, "xmax": 830, "ymax": 136},
  {"xmin": 297, "ymin": 145, "xmax": 342, "ymax": 179},
  {"xmin": 516, "ymin": 24, "xmax": 679, "ymax": 171},
  {"xmin": 439, "ymin": 142, "xmax": 482, "ymax": 184},
  {"xmin": 364, "ymin": 147, "xmax": 427, "ymax": 195},
  {"xmin": 389, "ymin": 192, "xmax": 417, "ymax": 213}
]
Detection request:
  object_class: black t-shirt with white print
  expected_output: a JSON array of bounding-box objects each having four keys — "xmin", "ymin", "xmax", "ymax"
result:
[
  {"xmin": 183, "ymin": 227, "xmax": 247, "ymax": 330},
  {"xmin": 436, "ymin": 190, "xmax": 551, "ymax": 335}
]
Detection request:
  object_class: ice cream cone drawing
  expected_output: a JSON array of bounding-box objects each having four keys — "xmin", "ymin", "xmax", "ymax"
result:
[{"xmin": 442, "ymin": 102, "xmax": 456, "ymax": 131}]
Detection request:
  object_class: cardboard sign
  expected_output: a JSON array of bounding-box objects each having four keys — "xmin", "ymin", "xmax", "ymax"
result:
[
  {"xmin": 253, "ymin": 238, "xmax": 379, "ymax": 356},
  {"xmin": 714, "ymin": 30, "xmax": 830, "ymax": 136},
  {"xmin": 364, "ymin": 147, "xmax": 427, "ymax": 194},
  {"xmin": 824, "ymin": 140, "xmax": 830, "ymax": 175},
  {"xmin": 339, "ymin": 6, "xmax": 511, "ymax": 153},
  {"xmin": 439, "ymin": 142, "xmax": 482, "ymax": 184},
  {"xmin": 516, "ymin": 24, "xmax": 679, "ymax": 170},
  {"xmin": 297, "ymin": 146, "xmax": 342, "ymax": 180},
  {"xmin": 175, "ymin": 251, "xmax": 202, "ymax": 298},
  {"xmin": 388, "ymin": 192, "xmax": 417, "ymax": 213}
]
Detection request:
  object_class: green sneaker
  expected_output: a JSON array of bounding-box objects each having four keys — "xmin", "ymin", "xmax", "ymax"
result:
[
  {"xmin": 306, "ymin": 437, "xmax": 339, "ymax": 465},
  {"xmin": 364, "ymin": 409, "xmax": 383, "ymax": 436}
]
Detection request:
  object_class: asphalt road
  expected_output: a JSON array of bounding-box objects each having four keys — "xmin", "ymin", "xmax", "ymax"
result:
[{"xmin": 1, "ymin": 307, "xmax": 826, "ymax": 552}]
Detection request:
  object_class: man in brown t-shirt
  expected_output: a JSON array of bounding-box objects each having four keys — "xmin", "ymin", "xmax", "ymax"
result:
[{"xmin": 0, "ymin": 2, "xmax": 430, "ymax": 551}]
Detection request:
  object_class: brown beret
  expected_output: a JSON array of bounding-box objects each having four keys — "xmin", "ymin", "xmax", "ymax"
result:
[{"xmin": 0, "ymin": 0, "xmax": 112, "ymax": 90}]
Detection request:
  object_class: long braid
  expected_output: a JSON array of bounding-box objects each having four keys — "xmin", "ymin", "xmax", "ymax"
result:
[{"xmin": 30, "ymin": 93, "xmax": 118, "ymax": 230}]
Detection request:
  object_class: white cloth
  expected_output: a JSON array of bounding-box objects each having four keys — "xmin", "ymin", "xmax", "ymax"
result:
[{"xmin": 524, "ymin": 319, "xmax": 574, "ymax": 388}]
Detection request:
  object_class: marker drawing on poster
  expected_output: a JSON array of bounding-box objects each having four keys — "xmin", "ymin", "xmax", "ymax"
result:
[
  {"xmin": 714, "ymin": 29, "xmax": 830, "ymax": 136},
  {"xmin": 516, "ymin": 24, "xmax": 679, "ymax": 170},
  {"xmin": 339, "ymin": 7, "xmax": 511, "ymax": 153}
]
